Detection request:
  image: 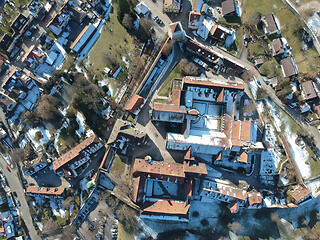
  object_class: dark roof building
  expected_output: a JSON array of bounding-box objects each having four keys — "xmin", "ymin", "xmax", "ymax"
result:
[
  {"xmin": 221, "ymin": 0, "xmax": 236, "ymax": 16},
  {"xmin": 11, "ymin": 14, "xmax": 29, "ymax": 35},
  {"xmin": 209, "ymin": 24, "xmax": 233, "ymax": 43},
  {"xmin": 280, "ymin": 57, "xmax": 298, "ymax": 78},
  {"xmin": 269, "ymin": 38, "xmax": 286, "ymax": 57},
  {"xmin": 261, "ymin": 13, "xmax": 280, "ymax": 36},
  {"xmin": 301, "ymin": 80, "xmax": 318, "ymax": 101}
]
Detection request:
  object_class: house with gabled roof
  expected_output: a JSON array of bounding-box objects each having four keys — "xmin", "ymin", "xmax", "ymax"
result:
[
  {"xmin": 280, "ymin": 57, "xmax": 298, "ymax": 78},
  {"xmin": 52, "ymin": 134, "xmax": 104, "ymax": 179},
  {"xmin": 300, "ymin": 80, "xmax": 319, "ymax": 102},
  {"xmin": 261, "ymin": 13, "xmax": 280, "ymax": 36},
  {"xmin": 221, "ymin": 0, "xmax": 236, "ymax": 17},
  {"xmin": 26, "ymin": 186, "xmax": 65, "ymax": 198},
  {"xmin": 21, "ymin": 45, "xmax": 45, "ymax": 68},
  {"xmin": 269, "ymin": 38, "xmax": 289, "ymax": 58}
]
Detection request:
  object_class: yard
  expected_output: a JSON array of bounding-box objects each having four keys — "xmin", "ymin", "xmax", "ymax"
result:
[
  {"xmin": 85, "ymin": 3, "xmax": 135, "ymax": 79},
  {"xmin": 158, "ymin": 63, "xmax": 183, "ymax": 97},
  {"xmin": 111, "ymin": 154, "xmax": 126, "ymax": 176},
  {"xmin": 241, "ymin": 0, "xmax": 320, "ymax": 73},
  {"xmin": 248, "ymin": 39, "xmax": 269, "ymax": 57},
  {"xmin": 258, "ymin": 58, "xmax": 281, "ymax": 78},
  {"xmin": 118, "ymin": 222, "xmax": 135, "ymax": 240}
]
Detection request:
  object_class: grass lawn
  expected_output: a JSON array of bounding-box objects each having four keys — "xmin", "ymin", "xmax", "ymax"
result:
[
  {"xmin": 85, "ymin": 3, "xmax": 135, "ymax": 75},
  {"xmin": 235, "ymin": 26, "xmax": 244, "ymax": 57},
  {"xmin": 158, "ymin": 64, "xmax": 182, "ymax": 97},
  {"xmin": 153, "ymin": 98, "xmax": 171, "ymax": 104},
  {"xmin": 241, "ymin": 0, "xmax": 284, "ymax": 22},
  {"xmin": 258, "ymin": 58, "xmax": 281, "ymax": 77},
  {"xmin": 111, "ymin": 154, "xmax": 126, "ymax": 176},
  {"xmin": 242, "ymin": 0, "xmax": 320, "ymax": 73},
  {"xmin": 118, "ymin": 222, "xmax": 134, "ymax": 240},
  {"xmin": 61, "ymin": 55, "xmax": 76, "ymax": 71},
  {"xmin": 248, "ymin": 39, "xmax": 269, "ymax": 57}
]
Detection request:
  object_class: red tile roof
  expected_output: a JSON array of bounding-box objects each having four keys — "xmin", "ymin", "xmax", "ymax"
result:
[
  {"xmin": 301, "ymin": 81, "xmax": 318, "ymax": 101},
  {"xmin": 184, "ymin": 77, "xmax": 245, "ymax": 90},
  {"xmin": 142, "ymin": 200, "xmax": 190, "ymax": 215},
  {"xmin": 217, "ymin": 88, "xmax": 224, "ymax": 102},
  {"xmin": 238, "ymin": 152, "xmax": 248, "ymax": 163},
  {"xmin": 183, "ymin": 160, "xmax": 208, "ymax": 176},
  {"xmin": 240, "ymin": 121, "xmax": 251, "ymax": 141},
  {"xmin": 229, "ymin": 201, "xmax": 238, "ymax": 213},
  {"xmin": 153, "ymin": 89, "xmax": 187, "ymax": 113},
  {"xmin": 70, "ymin": 23, "xmax": 91, "ymax": 50},
  {"xmin": 133, "ymin": 158, "xmax": 185, "ymax": 178},
  {"xmin": 248, "ymin": 191, "xmax": 262, "ymax": 206},
  {"xmin": 204, "ymin": 185, "xmax": 248, "ymax": 201},
  {"xmin": 133, "ymin": 158, "xmax": 207, "ymax": 178},
  {"xmin": 125, "ymin": 94, "xmax": 145, "ymax": 114},
  {"xmin": 26, "ymin": 186, "xmax": 65, "ymax": 195},
  {"xmin": 291, "ymin": 185, "xmax": 311, "ymax": 203},
  {"xmin": 281, "ymin": 57, "xmax": 297, "ymax": 78},
  {"xmin": 52, "ymin": 134, "xmax": 97, "ymax": 171}
]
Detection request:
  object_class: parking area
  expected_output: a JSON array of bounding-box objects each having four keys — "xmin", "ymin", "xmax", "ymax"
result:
[{"xmin": 78, "ymin": 200, "xmax": 118, "ymax": 240}]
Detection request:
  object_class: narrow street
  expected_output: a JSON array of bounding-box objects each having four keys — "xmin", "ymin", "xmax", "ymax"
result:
[{"xmin": 0, "ymin": 156, "xmax": 40, "ymax": 240}]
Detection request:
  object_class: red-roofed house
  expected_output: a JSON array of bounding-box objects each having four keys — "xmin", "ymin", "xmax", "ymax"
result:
[
  {"xmin": 26, "ymin": 186, "xmax": 65, "ymax": 198},
  {"xmin": 53, "ymin": 134, "xmax": 104, "ymax": 179},
  {"xmin": 125, "ymin": 94, "xmax": 145, "ymax": 115}
]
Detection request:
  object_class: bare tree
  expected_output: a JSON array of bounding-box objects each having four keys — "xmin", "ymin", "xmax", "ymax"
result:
[
  {"xmin": 162, "ymin": 41, "xmax": 173, "ymax": 56},
  {"xmin": 61, "ymin": 224, "xmax": 77, "ymax": 239},
  {"xmin": 241, "ymin": 70, "xmax": 254, "ymax": 81},
  {"xmin": 62, "ymin": 197, "xmax": 74, "ymax": 210},
  {"xmin": 184, "ymin": 62, "xmax": 199, "ymax": 76},
  {"xmin": 243, "ymin": 101, "xmax": 256, "ymax": 115},
  {"xmin": 104, "ymin": 52, "xmax": 117, "ymax": 67},
  {"xmin": 122, "ymin": 14, "xmax": 134, "ymax": 30},
  {"xmin": 270, "ymin": 212, "xmax": 280, "ymax": 223},
  {"xmin": 10, "ymin": 148, "xmax": 25, "ymax": 167},
  {"xmin": 42, "ymin": 218, "xmax": 58, "ymax": 233},
  {"xmin": 227, "ymin": 221, "xmax": 243, "ymax": 234},
  {"xmin": 139, "ymin": 19, "xmax": 152, "ymax": 42},
  {"xmin": 36, "ymin": 95, "xmax": 62, "ymax": 121}
]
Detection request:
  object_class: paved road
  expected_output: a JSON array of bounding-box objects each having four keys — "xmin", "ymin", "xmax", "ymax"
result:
[{"xmin": 0, "ymin": 156, "xmax": 40, "ymax": 240}]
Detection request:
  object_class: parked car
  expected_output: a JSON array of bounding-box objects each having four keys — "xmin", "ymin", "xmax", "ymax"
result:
[
  {"xmin": 13, "ymin": 192, "xmax": 17, "ymax": 197},
  {"xmin": 17, "ymin": 200, "xmax": 21, "ymax": 207},
  {"xmin": 5, "ymin": 166, "xmax": 10, "ymax": 172}
]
